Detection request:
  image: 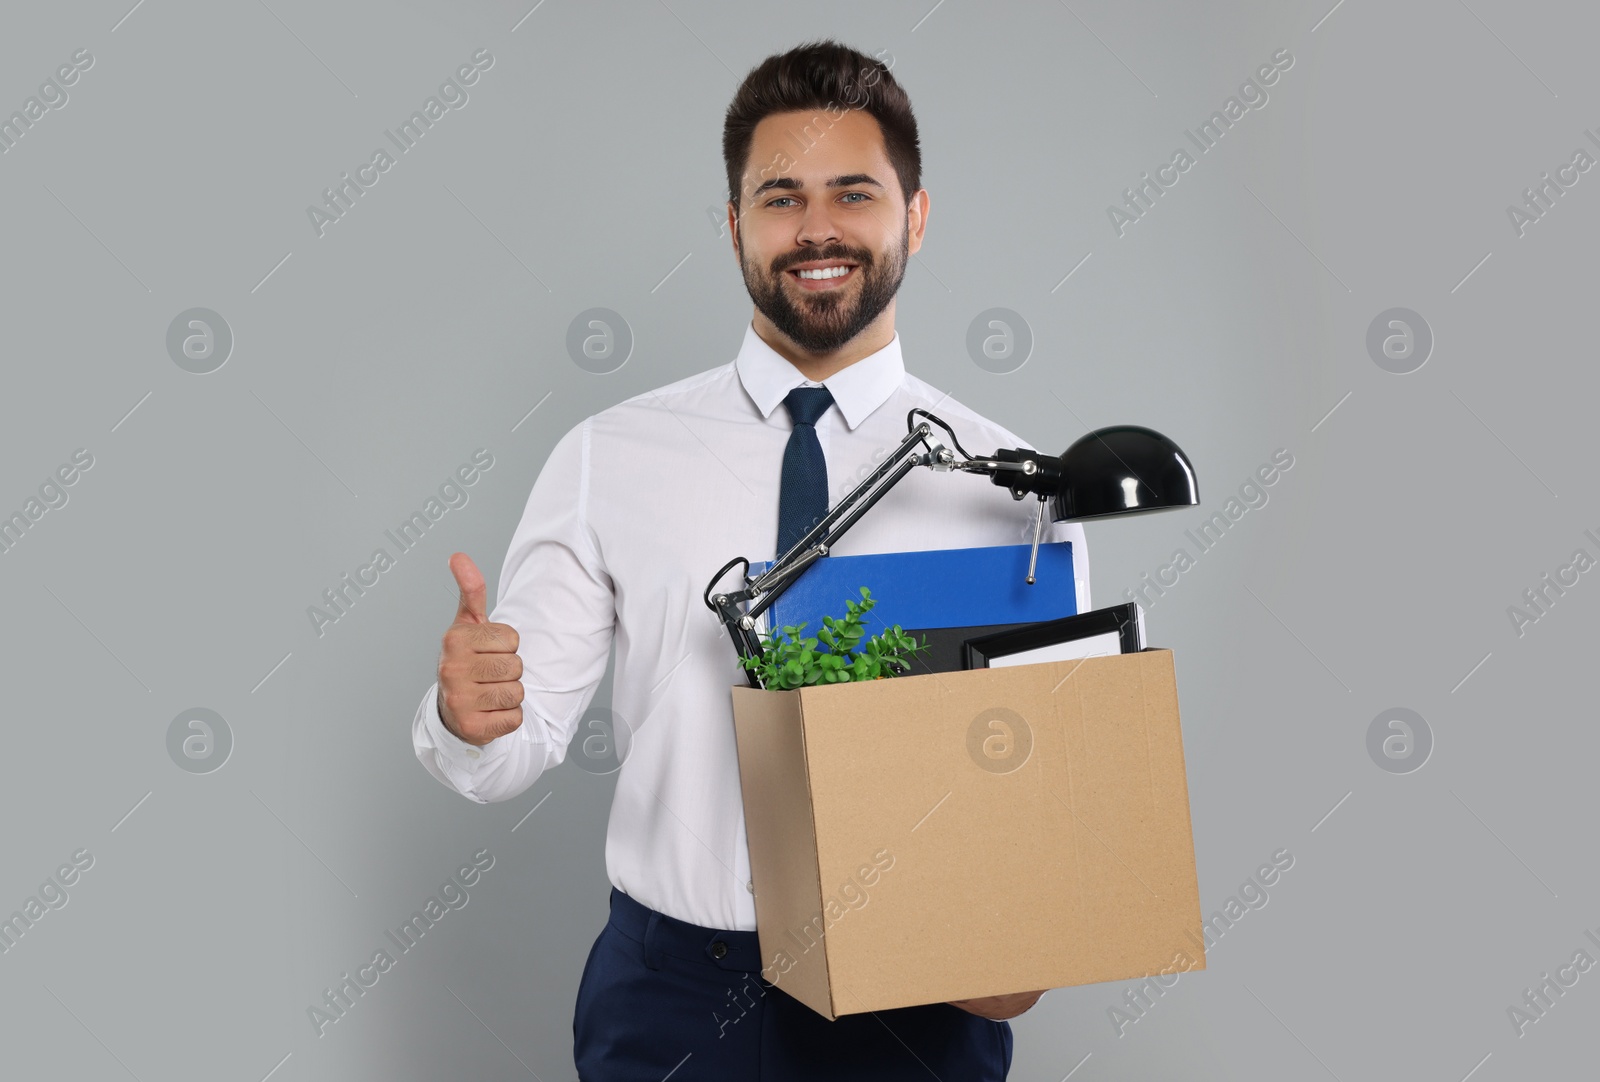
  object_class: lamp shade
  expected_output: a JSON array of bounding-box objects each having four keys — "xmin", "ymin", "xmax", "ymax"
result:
[{"xmin": 1051, "ymin": 425, "xmax": 1199, "ymax": 522}]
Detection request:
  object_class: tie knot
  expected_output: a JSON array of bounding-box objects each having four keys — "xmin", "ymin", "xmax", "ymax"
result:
[{"xmin": 783, "ymin": 385, "xmax": 834, "ymax": 428}]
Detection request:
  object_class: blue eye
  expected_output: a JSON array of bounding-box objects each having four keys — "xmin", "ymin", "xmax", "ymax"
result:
[{"xmin": 766, "ymin": 193, "xmax": 870, "ymax": 207}]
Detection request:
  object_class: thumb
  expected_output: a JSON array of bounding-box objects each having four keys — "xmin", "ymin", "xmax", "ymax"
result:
[{"xmin": 449, "ymin": 552, "xmax": 488, "ymax": 624}]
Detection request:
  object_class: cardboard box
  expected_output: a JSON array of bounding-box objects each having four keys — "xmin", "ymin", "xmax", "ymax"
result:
[{"xmin": 730, "ymin": 648, "xmax": 1204, "ymax": 1020}]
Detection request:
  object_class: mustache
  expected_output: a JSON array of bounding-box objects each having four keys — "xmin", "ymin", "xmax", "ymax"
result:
[{"xmin": 772, "ymin": 246, "xmax": 872, "ymax": 274}]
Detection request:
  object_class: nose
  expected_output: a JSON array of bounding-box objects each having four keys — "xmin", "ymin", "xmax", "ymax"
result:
[{"xmin": 795, "ymin": 199, "xmax": 842, "ymax": 247}]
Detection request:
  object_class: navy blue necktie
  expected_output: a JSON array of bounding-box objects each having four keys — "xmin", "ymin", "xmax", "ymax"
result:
[{"xmin": 777, "ymin": 385, "xmax": 834, "ymax": 558}]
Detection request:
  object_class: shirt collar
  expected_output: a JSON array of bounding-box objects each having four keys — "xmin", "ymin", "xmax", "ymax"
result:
[{"xmin": 734, "ymin": 320, "xmax": 904, "ymax": 432}]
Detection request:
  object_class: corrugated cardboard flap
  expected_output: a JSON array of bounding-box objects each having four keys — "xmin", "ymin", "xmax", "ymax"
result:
[{"xmin": 729, "ymin": 684, "xmax": 834, "ymax": 1014}]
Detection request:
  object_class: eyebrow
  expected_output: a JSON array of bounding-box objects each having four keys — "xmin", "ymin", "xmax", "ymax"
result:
[{"xmin": 751, "ymin": 173, "xmax": 886, "ymax": 198}]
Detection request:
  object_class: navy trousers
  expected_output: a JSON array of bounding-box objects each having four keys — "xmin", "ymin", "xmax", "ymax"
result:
[{"xmin": 573, "ymin": 887, "xmax": 1013, "ymax": 1080}]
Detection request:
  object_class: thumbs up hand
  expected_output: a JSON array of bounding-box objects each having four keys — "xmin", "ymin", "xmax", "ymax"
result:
[{"xmin": 436, "ymin": 552, "xmax": 524, "ymax": 746}]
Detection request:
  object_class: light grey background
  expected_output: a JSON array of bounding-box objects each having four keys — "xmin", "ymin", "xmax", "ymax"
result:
[{"xmin": 1, "ymin": 0, "xmax": 1594, "ymax": 1079}]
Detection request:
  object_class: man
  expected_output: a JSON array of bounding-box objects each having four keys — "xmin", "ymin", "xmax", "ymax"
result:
[{"xmin": 413, "ymin": 39, "xmax": 1089, "ymax": 1080}]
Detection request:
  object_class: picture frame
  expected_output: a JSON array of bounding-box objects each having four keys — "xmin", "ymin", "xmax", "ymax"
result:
[{"xmin": 962, "ymin": 602, "xmax": 1146, "ymax": 669}]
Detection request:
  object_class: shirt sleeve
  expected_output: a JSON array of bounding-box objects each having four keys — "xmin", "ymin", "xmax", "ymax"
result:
[{"xmin": 412, "ymin": 418, "xmax": 617, "ymax": 803}]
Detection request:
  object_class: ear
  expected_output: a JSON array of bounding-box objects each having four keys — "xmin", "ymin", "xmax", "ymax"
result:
[
  {"xmin": 906, "ymin": 189, "xmax": 930, "ymax": 257},
  {"xmin": 726, "ymin": 201, "xmax": 740, "ymax": 258}
]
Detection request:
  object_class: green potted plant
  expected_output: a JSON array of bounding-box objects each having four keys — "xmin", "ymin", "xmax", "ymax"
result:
[{"xmin": 738, "ymin": 586, "xmax": 932, "ymax": 690}]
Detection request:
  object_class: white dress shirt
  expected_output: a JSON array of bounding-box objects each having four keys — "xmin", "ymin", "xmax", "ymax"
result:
[{"xmin": 412, "ymin": 321, "xmax": 1090, "ymax": 931}]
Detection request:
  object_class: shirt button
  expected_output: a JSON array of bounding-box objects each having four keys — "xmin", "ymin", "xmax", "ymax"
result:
[
  {"xmin": 746, "ymin": 880, "xmax": 755, "ymax": 894},
  {"xmin": 711, "ymin": 941, "xmax": 729, "ymax": 959},
  {"xmin": 466, "ymin": 748, "xmax": 480, "ymax": 760}
]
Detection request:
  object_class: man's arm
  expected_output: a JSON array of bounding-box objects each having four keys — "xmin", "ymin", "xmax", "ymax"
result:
[{"xmin": 412, "ymin": 419, "xmax": 617, "ymax": 803}]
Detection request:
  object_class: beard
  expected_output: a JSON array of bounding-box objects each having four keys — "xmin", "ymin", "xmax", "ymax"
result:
[{"xmin": 740, "ymin": 224, "xmax": 909, "ymax": 354}]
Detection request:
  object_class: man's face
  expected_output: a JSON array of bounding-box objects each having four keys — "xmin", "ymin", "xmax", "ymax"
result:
[{"xmin": 731, "ymin": 108, "xmax": 925, "ymax": 355}]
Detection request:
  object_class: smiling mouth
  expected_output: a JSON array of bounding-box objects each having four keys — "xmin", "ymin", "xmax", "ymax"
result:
[{"xmin": 787, "ymin": 264, "xmax": 858, "ymax": 289}]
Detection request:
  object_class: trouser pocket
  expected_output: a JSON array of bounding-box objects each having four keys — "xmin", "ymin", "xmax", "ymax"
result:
[{"xmin": 571, "ymin": 922, "xmax": 610, "ymax": 1045}]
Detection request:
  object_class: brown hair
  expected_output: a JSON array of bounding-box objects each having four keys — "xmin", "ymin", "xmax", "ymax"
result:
[{"xmin": 722, "ymin": 39, "xmax": 921, "ymax": 218}]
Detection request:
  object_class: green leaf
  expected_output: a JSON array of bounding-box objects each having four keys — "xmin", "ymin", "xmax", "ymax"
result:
[{"xmin": 745, "ymin": 587, "xmax": 930, "ymax": 689}]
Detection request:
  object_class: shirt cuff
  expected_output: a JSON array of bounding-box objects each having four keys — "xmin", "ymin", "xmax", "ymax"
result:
[{"xmin": 414, "ymin": 682, "xmax": 511, "ymax": 797}]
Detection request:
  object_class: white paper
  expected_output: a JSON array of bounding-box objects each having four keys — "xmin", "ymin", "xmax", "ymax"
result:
[{"xmin": 987, "ymin": 629, "xmax": 1123, "ymax": 667}]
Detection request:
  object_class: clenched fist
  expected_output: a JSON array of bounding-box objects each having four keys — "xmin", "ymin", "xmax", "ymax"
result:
[{"xmin": 437, "ymin": 552, "xmax": 524, "ymax": 746}]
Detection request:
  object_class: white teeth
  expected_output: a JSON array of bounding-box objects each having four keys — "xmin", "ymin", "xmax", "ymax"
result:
[{"xmin": 796, "ymin": 265, "xmax": 851, "ymax": 279}]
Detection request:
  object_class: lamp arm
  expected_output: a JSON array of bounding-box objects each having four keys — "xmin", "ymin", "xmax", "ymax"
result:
[
  {"xmin": 701, "ymin": 410, "xmax": 1062, "ymax": 685},
  {"xmin": 751, "ymin": 452, "xmax": 921, "ymax": 609},
  {"xmin": 703, "ymin": 420, "xmax": 945, "ymax": 687},
  {"xmin": 766, "ymin": 419, "xmax": 945, "ymax": 576}
]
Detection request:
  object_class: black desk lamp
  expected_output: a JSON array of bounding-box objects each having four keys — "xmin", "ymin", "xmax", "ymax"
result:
[{"xmin": 703, "ymin": 409, "xmax": 1199, "ymax": 687}]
